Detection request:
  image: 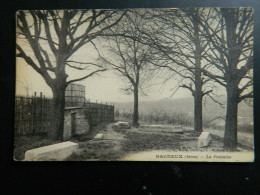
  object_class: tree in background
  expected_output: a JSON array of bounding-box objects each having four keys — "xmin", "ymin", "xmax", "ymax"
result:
[
  {"xmin": 16, "ymin": 10, "xmax": 125, "ymax": 140},
  {"xmin": 200, "ymin": 8, "xmax": 253, "ymax": 150},
  {"xmin": 140, "ymin": 8, "xmax": 220, "ymax": 132},
  {"xmin": 99, "ymin": 12, "xmax": 158, "ymax": 127}
]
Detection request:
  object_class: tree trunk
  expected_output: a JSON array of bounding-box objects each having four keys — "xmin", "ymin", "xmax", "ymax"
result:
[
  {"xmin": 193, "ymin": 48, "xmax": 203, "ymax": 132},
  {"xmin": 50, "ymin": 85, "xmax": 66, "ymax": 141},
  {"xmin": 224, "ymin": 85, "xmax": 239, "ymax": 150},
  {"xmin": 193, "ymin": 61, "xmax": 203, "ymax": 133},
  {"xmin": 194, "ymin": 91, "xmax": 203, "ymax": 132},
  {"xmin": 193, "ymin": 13, "xmax": 203, "ymax": 133},
  {"xmin": 132, "ymin": 85, "xmax": 139, "ymax": 127}
]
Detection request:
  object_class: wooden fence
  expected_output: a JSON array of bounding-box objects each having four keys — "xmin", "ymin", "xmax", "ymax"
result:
[
  {"xmin": 15, "ymin": 93, "xmax": 114, "ymax": 135},
  {"xmin": 84, "ymin": 102, "xmax": 114, "ymax": 125},
  {"xmin": 15, "ymin": 93, "xmax": 52, "ymax": 135}
]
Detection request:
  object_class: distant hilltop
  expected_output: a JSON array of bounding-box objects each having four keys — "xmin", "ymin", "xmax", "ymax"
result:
[{"xmin": 112, "ymin": 97, "xmax": 253, "ymax": 121}]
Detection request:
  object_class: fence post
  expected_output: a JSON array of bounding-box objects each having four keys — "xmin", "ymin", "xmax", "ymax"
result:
[
  {"xmin": 15, "ymin": 94, "xmax": 54, "ymax": 136},
  {"xmin": 101, "ymin": 102, "xmax": 103, "ymax": 122},
  {"xmin": 112, "ymin": 105, "xmax": 114, "ymax": 122},
  {"xmin": 43, "ymin": 95, "xmax": 45, "ymax": 132},
  {"xmin": 40, "ymin": 92, "xmax": 43, "ymax": 133},
  {"xmin": 21, "ymin": 97, "xmax": 24, "ymax": 134},
  {"xmin": 33, "ymin": 92, "xmax": 36, "ymax": 134}
]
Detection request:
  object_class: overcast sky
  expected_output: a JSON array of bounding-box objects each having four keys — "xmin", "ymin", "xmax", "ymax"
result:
[
  {"xmin": 16, "ymin": 55, "xmax": 196, "ymax": 103},
  {"xmin": 15, "ymin": 10, "xmax": 227, "ymax": 103},
  {"xmin": 15, "ymin": 39, "xmax": 227, "ymax": 103}
]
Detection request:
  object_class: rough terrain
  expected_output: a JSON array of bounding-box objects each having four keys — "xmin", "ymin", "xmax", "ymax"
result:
[
  {"xmin": 14, "ymin": 122, "xmax": 254, "ymax": 161},
  {"xmin": 66, "ymin": 122, "xmax": 253, "ymax": 161}
]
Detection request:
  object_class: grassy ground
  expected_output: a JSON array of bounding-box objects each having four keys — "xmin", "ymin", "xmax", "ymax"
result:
[
  {"xmin": 67, "ymin": 123, "xmax": 251, "ymax": 161},
  {"xmin": 13, "ymin": 122, "xmax": 108, "ymax": 161},
  {"xmin": 13, "ymin": 134, "xmax": 60, "ymax": 161},
  {"xmin": 69, "ymin": 121, "xmax": 254, "ymax": 161},
  {"xmin": 14, "ymin": 121, "xmax": 254, "ymax": 161}
]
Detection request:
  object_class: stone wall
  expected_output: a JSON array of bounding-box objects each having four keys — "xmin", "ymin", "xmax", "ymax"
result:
[{"xmin": 63, "ymin": 107, "xmax": 89, "ymax": 140}]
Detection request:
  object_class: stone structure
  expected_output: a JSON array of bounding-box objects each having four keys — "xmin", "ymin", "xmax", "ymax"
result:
[
  {"xmin": 171, "ymin": 125, "xmax": 184, "ymax": 133},
  {"xmin": 198, "ymin": 132, "xmax": 212, "ymax": 148},
  {"xmin": 93, "ymin": 133, "xmax": 104, "ymax": 140},
  {"xmin": 63, "ymin": 103, "xmax": 114, "ymax": 140},
  {"xmin": 112, "ymin": 121, "xmax": 131, "ymax": 130},
  {"xmin": 24, "ymin": 141, "xmax": 79, "ymax": 161},
  {"xmin": 63, "ymin": 107, "xmax": 89, "ymax": 140},
  {"xmin": 140, "ymin": 124, "xmax": 183, "ymax": 133}
]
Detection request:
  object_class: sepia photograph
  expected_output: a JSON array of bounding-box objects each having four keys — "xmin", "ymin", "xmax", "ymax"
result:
[{"xmin": 14, "ymin": 8, "xmax": 254, "ymax": 162}]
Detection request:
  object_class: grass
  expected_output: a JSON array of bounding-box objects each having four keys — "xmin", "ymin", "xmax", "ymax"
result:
[
  {"xmin": 13, "ymin": 134, "xmax": 60, "ymax": 161},
  {"xmin": 13, "ymin": 122, "xmax": 113, "ymax": 161},
  {"xmin": 66, "ymin": 128, "xmax": 225, "ymax": 161},
  {"xmin": 66, "ymin": 141, "xmax": 122, "ymax": 161},
  {"xmin": 14, "ymin": 121, "xmax": 254, "ymax": 161}
]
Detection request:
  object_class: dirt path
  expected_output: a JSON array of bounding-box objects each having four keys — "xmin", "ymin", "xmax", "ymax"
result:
[
  {"xmin": 68, "ymin": 123, "xmax": 253, "ymax": 161},
  {"xmin": 100, "ymin": 123, "xmax": 126, "ymax": 151},
  {"xmin": 102, "ymin": 123, "xmax": 125, "ymax": 140},
  {"xmin": 68, "ymin": 122, "xmax": 127, "ymax": 160}
]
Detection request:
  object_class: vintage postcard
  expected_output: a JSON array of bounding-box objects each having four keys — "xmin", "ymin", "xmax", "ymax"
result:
[{"xmin": 15, "ymin": 8, "xmax": 254, "ymax": 162}]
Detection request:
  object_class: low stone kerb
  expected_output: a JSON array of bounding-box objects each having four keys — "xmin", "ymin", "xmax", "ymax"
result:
[{"xmin": 24, "ymin": 141, "xmax": 79, "ymax": 161}]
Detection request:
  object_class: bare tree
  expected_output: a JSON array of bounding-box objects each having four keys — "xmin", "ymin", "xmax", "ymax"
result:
[
  {"xmin": 99, "ymin": 12, "xmax": 157, "ymax": 127},
  {"xmin": 140, "ymin": 8, "xmax": 219, "ymax": 132},
  {"xmin": 200, "ymin": 8, "xmax": 253, "ymax": 150},
  {"xmin": 16, "ymin": 10, "xmax": 125, "ymax": 140}
]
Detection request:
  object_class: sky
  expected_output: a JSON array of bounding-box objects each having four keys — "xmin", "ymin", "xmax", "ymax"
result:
[
  {"xmin": 16, "ymin": 41, "xmax": 226, "ymax": 104},
  {"xmin": 16, "ymin": 56, "xmax": 194, "ymax": 103},
  {"xmin": 15, "ymin": 10, "xmax": 228, "ymax": 104}
]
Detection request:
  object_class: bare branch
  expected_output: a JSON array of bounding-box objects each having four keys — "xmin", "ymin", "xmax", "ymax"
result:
[
  {"xmin": 238, "ymin": 91, "xmax": 253, "ymax": 103},
  {"xmin": 67, "ymin": 69, "xmax": 107, "ymax": 84}
]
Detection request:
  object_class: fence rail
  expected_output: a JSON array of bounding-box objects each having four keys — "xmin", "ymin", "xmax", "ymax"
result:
[
  {"xmin": 84, "ymin": 102, "xmax": 114, "ymax": 125},
  {"xmin": 15, "ymin": 93, "xmax": 114, "ymax": 135},
  {"xmin": 15, "ymin": 93, "xmax": 52, "ymax": 135}
]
